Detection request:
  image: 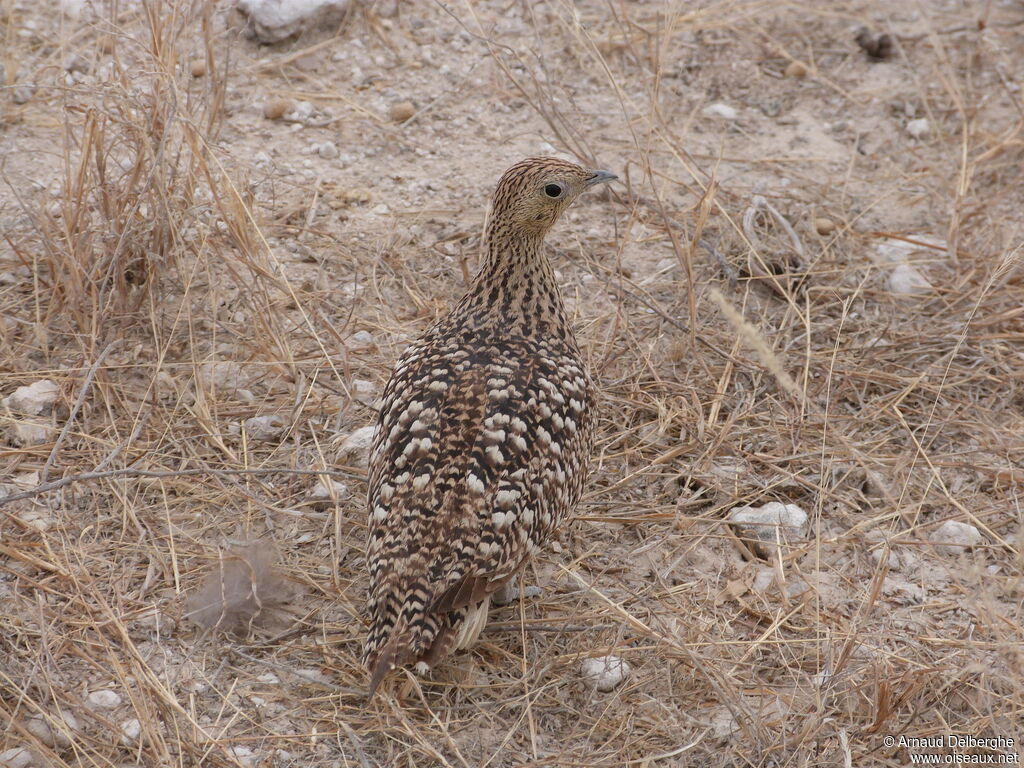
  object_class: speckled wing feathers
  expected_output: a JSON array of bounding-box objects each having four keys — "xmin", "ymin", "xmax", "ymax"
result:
[{"xmin": 364, "ymin": 330, "xmax": 594, "ymax": 687}]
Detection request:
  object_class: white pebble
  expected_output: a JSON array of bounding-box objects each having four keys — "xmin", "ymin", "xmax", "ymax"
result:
[
  {"xmin": 3, "ymin": 380, "xmax": 60, "ymax": 415},
  {"xmin": 9, "ymin": 420, "xmax": 54, "ymax": 447},
  {"xmin": 16, "ymin": 510, "xmax": 51, "ymax": 532},
  {"xmin": 873, "ymin": 235, "xmax": 945, "ymax": 265},
  {"xmin": 63, "ymin": 54, "xmax": 89, "ymax": 73},
  {"xmin": 294, "ymin": 668, "xmax": 331, "ymax": 684},
  {"xmin": 236, "ymin": 0, "xmax": 355, "ymax": 44},
  {"xmin": 25, "ymin": 712, "xmax": 79, "ymax": 748},
  {"xmin": 0, "ymin": 747, "xmax": 33, "ymax": 768},
  {"xmin": 931, "ymin": 520, "xmax": 982, "ymax": 555},
  {"xmin": 887, "ymin": 263, "xmax": 932, "ymax": 295},
  {"xmin": 317, "ymin": 141, "xmax": 339, "ymax": 159},
  {"xmin": 339, "ymin": 425, "xmax": 376, "ymax": 467},
  {"xmin": 120, "ymin": 718, "xmax": 142, "ymax": 745},
  {"xmin": 349, "ymin": 330, "xmax": 374, "ymax": 349},
  {"xmin": 702, "ymin": 102, "xmax": 738, "ymax": 120},
  {"xmin": 581, "ymin": 655, "xmax": 631, "ymax": 692},
  {"xmin": 351, "ymin": 378, "xmax": 377, "ymax": 404},
  {"xmin": 309, "ymin": 478, "xmax": 350, "ymax": 502},
  {"xmin": 750, "ymin": 566, "xmax": 776, "ymax": 592},
  {"xmin": 869, "ymin": 547, "xmax": 901, "ymax": 569},
  {"xmin": 242, "ymin": 414, "xmax": 287, "ymax": 441},
  {"xmin": 284, "ymin": 100, "xmax": 313, "ymax": 123},
  {"xmin": 727, "ymin": 502, "xmax": 809, "ymax": 557},
  {"xmin": 229, "ymin": 746, "xmax": 258, "ymax": 767},
  {"xmin": 86, "ymin": 689, "xmax": 122, "ymax": 710},
  {"xmin": 906, "ymin": 118, "xmax": 930, "ymax": 138}
]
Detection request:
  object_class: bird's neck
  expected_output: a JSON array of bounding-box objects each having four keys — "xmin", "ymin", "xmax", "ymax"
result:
[{"xmin": 451, "ymin": 218, "xmax": 574, "ymax": 343}]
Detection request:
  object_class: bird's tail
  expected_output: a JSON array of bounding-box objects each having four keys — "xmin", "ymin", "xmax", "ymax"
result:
[{"xmin": 364, "ymin": 603, "xmax": 472, "ymax": 697}]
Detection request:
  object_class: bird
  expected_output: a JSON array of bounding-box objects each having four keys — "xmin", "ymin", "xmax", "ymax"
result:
[{"xmin": 362, "ymin": 157, "xmax": 616, "ymax": 695}]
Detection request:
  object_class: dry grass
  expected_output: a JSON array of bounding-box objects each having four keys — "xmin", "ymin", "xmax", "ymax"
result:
[{"xmin": 1, "ymin": 0, "xmax": 1022, "ymax": 766}]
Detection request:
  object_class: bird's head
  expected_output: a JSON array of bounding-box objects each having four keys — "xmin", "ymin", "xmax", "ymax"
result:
[{"xmin": 488, "ymin": 157, "xmax": 617, "ymax": 238}]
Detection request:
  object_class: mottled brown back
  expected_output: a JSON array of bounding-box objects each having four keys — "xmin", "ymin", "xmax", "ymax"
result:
[{"xmin": 363, "ymin": 157, "xmax": 613, "ymax": 693}]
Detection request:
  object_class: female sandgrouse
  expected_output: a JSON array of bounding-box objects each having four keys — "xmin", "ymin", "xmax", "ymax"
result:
[{"xmin": 364, "ymin": 157, "xmax": 616, "ymax": 693}]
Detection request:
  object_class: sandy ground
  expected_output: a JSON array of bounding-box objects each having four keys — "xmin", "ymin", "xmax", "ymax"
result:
[{"xmin": 1, "ymin": 0, "xmax": 1023, "ymax": 766}]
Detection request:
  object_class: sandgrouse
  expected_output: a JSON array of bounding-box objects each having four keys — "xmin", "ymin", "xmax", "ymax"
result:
[{"xmin": 363, "ymin": 157, "xmax": 616, "ymax": 694}]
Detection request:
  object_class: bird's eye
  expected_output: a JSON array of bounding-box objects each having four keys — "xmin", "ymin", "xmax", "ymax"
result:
[{"xmin": 544, "ymin": 183, "xmax": 564, "ymax": 198}]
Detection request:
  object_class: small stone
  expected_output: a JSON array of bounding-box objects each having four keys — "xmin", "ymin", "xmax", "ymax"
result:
[
  {"xmin": 0, "ymin": 747, "xmax": 34, "ymax": 768},
  {"xmin": 931, "ymin": 520, "xmax": 982, "ymax": 555},
  {"xmin": 349, "ymin": 330, "xmax": 374, "ymax": 349},
  {"xmin": 701, "ymin": 103, "xmax": 738, "ymax": 120},
  {"xmin": 190, "ymin": 59, "xmax": 207, "ymax": 78},
  {"xmin": 727, "ymin": 502, "xmax": 809, "ymax": 559},
  {"xmin": 855, "ymin": 28, "xmax": 895, "ymax": 61},
  {"xmin": 317, "ymin": 140, "xmax": 339, "ymax": 159},
  {"xmin": 98, "ymin": 35, "xmax": 116, "ymax": 54},
  {"xmin": 493, "ymin": 584, "xmax": 543, "ymax": 604},
  {"xmin": 580, "ymin": 655, "xmax": 631, "ymax": 692},
  {"xmin": 389, "ymin": 100, "xmax": 415, "ymax": 122},
  {"xmin": 134, "ymin": 606, "xmax": 174, "ymax": 637},
  {"xmin": 882, "ymin": 576, "xmax": 925, "ymax": 604},
  {"xmin": 710, "ymin": 708, "xmax": 739, "ymax": 739},
  {"xmin": 906, "ymin": 118, "xmax": 930, "ymax": 139},
  {"xmin": 19, "ymin": 510, "xmax": 53, "ymax": 532},
  {"xmin": 784, "ymin": 60, "xmax": 808, "ymax": 78},
  {"xmin": 887, "ymin": 264, "xmax": 932, "ymax": 295},
  {"xmin": 814, "ymin": 217, "xmax": 835, "ymax": 236},
  {"xmin": 750, "ymin": 566, "xmax": 776, "ymax": 592},
  {"xmin": 9, "ymin": 421, "xmax": 55, "ymax": 447},
  {"xmin": 63, "ymin": 54, "xmax": 89, "ymax": 73},
  {"xmin": 199, "ymin": 361, "xmax": 248, "ymax": 393},
  {"xmin": 12, "ymin": 471, "xmax": 39, "ymax": 490},
  {"xmin": 242, "ymin": 414, "xmax": 287, "ymax": 441},
  {"xmin": 86, "ymin": 689, "xmax": 122, "ymax": 710},
  {"xmin": 263, "ymin": 97, "xmax": 293, "ymax": 120},
  {"xmin": 229, "ymin": 746, "xmax": 257, "ymax": 767},
  {"xmin": 294, "ymin": 668, "xmax": 331, "ymax": 685},
  {"xmin": 309, "ymin": 478, "xmax": 350, "ymax": 502},
  {"xmin": 869, "ymin": 547, "xmax": 900, "ymax": 570},
  {"xmin": 120, "ymin": 718, "xmax": 141, "ymax": 745},
  {"xmin": 12, "ymin": 86, "xmax": 33, "ymax": 104},
  {"xmin": 351, "ymin": 378, "xmax": 377, "ymax": 405},
  {"xmin": 284, "ymin": 100, "xmax": 314, "ymax": 123},
  {"xmin": 339, "ymin": 425, "xmax": 376, "ymax": 467},
  {"xmin": 4, "ymin": 379, "xmax": 60, "ymax": 415},
  {"xmin": 26, "ymin": 712, "xmax": 79, "ymax": 748},
  {"xmin": 236, "ymin": 0, "xmax": 355, "ymax": 44}
]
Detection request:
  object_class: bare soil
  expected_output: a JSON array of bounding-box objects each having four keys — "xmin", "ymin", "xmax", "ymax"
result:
[{"xmin": 1, "ymin": 1, "xmax": 1022, "ymax": 766}]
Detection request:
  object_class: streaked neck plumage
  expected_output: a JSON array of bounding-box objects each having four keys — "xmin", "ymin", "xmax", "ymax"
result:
[{"xmin": 450, "ymin": 210, "xmax": 574, "ymax": 343}]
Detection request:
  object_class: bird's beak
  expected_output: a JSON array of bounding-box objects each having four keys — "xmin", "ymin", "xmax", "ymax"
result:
[{"xmin": 585, "ymin": 169, "xmax": 618, "ymax": 187}]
